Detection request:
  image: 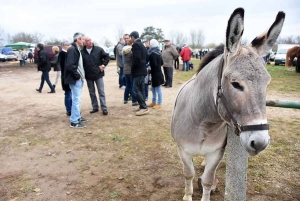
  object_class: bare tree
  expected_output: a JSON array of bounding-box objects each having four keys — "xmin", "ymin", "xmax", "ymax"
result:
[
  {"xmin": 0, "ymin": 27, "xmax": 5, "ymax": 46},
  {"xmin": 32, "ymin": 32, "xmax": 44, "ymax": 43},
  {"xmin": 102, "ymin": 37, "xmax": 113, "ymax": 48},
  {"xmin": 206, "ymin": 43, "xmax": 217, "ymax": 48},
  {"xmin": 169, "ymin": 30, "xmax": 176, "ymax": 44},
  {"xmin": 277, "ymin": 35, "xmax": 298, "ymax": 44},
  {"xmin": 45, "ymin": 37, "xmax": 64, "ymax": 45},
  {"xmin": 189, "ymin": 30, "xmax": 197, "ymax": 49},
  {"xmin": 115, "ymin": 25, "xmax": 124, "ymax": 41},
  {"xmin": 173, "ymin": 31, "xmax": 187, "ymax": 46},
  {"xmin": 6, "ymin": 33, "xmax": 12, "ymax": 44},
  {"xmin": 12, "ymin": 32, "xmax": 34, "ymax": 43},
  {"xmin": 195, "ymin": 29, "xmax": 205, "ymax": 48}
]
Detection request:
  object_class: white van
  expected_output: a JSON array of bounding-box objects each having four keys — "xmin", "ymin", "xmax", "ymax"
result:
[{"xmin": 274, "ymin": 44, "xmax": 298, "ymax": 66}]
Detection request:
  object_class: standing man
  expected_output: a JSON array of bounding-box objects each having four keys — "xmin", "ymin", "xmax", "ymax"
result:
[
  {"xmin": 116, "ymin": 38, "xmax": 125, "ymax": 89},
  {"xmin": 130, "ymin": 31, "xmax": 149, "ymax": 116},
  {"xmin": 174, "ymin": 44, "xmax": 180, "ymax": 70},
  {"xmin": 162, "ymin": 39, "xmax": 179, "ymax": 88},
  {"xmin": 65, "ymin": 32, "xmax": 88, "ymax": 128},
  {"xmin": 180, "ymin": 44, "xmax": 192, "ymax": 71},
  {"xmin": 81, "ymin": 36, "xmax": 110, "ymax": 115},
  {"xmin": 59, "ymin": 41, "xmax": 72, "ymax": 116}
]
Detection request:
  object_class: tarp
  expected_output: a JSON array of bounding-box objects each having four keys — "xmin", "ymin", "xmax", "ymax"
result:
[{"xmin": 5, "ymin": 42, "xmax": 32, "ymax": 47}]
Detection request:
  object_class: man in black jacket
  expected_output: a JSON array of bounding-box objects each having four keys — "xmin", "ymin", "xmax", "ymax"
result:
[
  {"xmin": 129, "ymin": 31, "xmax": 149, "ymax": 116},
  {"xmin": 81, "ymin": 36, "xmax": 110, "ymax": 115},
  {"xmin": 36, "ymin": 43, "xmax": 55, "ymax": 93},
  {"xmin": 65, "ymin": 32, "xmax": 88, "ymax": 128}
]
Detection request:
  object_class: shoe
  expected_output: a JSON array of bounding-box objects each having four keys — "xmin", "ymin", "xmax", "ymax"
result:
[
  {"xmin": 79, "ymin": 117, "xmax": 89, "ymax": 122},
  {"xmin": 102, "ymin": 110, "xmax": 108, "ymax": 115},
  {"xmin": 70, "ymin": 122, "xmax": 86, "ymax": 128},
  {"xmin": 135, "ymin": 108, "xmax": 149, "ymax": 116},
  {"xmin": 90, "ymin": 109, "xmax": 99, "ymax": 113},
  {"xmin": 134, "ymin": 108, "xmax": 141, "ymax": 112},
  {"xmin": 153, "ymin": 104, "xmax": 161, "ymax": 109},
  {"xmin": 165, "ymin": 86, "xmax": 172, "ymax": 88},
  {"xmin": 66, "ymin": 111, "xmax": 71, "ymax": 116},
  {"xmin": 121, "ymin": 86, "xmax": 126, "ymax": 89},
  {"xmin": 53, "ymin": 84, "xmax": 56, "ymax": 89},
  {"xmin": 124, "ymin": 101, "xmax": 128, "ymax": 104},
  {"xmin": 36, "ymin": 89, "xmax": 41, "ymax": 93},
  {"xmin": 132, "ymin": 102, "xmax": 139, "ymax": 106},
  {"xmin": 148, "ymin": 102, "xmax": 156, "ymax": 107},
  {"xmin": 47, "ymin": 90, "xmax": 55, "ymax": 93}
]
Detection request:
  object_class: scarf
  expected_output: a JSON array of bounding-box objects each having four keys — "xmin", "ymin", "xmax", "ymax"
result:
[{"xmin": 149, "ymin": 47, "xmax": 161, "ymax": 56}]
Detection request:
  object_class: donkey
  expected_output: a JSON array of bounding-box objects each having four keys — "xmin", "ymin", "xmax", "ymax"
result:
[{"xmin": 171, "ymin": 8, "xmax": 285, "ymax": 201}]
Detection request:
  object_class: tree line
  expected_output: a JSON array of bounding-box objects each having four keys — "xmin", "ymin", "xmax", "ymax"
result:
[{"xmin": 0, "ymin": 26, "xmax": 299, "ymax": 49}]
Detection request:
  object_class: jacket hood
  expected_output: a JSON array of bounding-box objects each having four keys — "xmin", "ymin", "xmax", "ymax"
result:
[{"xmin": 122, "ymin": 46, "xmax": 132, "ymax": 55}]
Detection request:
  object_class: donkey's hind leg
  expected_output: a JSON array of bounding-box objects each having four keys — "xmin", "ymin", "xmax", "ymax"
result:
[
  {"xmin": 178, "ymin": 147, "xmax": 195, "ymax": 201},
  {"xmin": 200, "ymin": 148, "xmax": 225, "ymax": 201}
]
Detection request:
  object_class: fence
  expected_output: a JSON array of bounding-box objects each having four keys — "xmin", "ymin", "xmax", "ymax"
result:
[{"xmin": 224, "ymin": 99, "xmax": 300, "ymax": 201}]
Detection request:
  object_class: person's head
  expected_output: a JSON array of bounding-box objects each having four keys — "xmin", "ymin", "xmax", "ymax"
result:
[
  {"xmin": 36, "ymin": 43, "xmax": 44, "ymax": 51},
  {"xmin": 129, "ymin": 31, "xmax": 139, "ymax": 43},
  {"xmin": 73, "ymin": 32, "xmax": 85, "ymax": 47},
  {"xmin": 144, "ymin": 40, "xmax": 150, "ymax": 48},
  {"xmin": 61, "ymin": 41, "xmax": 71, "ymax": 51},
  {"xmin": 123, "ymin": 34, "xmax": 130, "ymax": 44},
  {"xmin": 85, "ymin": 36, "xmax": 93, "ymax": 49},
  {"xmin": 150, "ymin": 39, "xmax": 159, "ymax": 48},
  {"xmin": 52, "ymin": 46, "xmax": 59, "ymax": 54},
  {"xmin": 164, "ymin": 39, "xmax": 171, "ymax": 46},
  {"xmin": 119, "ymin": 37, "xmax": 125, "ymax": 45}
]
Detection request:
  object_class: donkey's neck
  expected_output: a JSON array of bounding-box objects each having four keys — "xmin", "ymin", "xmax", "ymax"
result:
[{"xmin": 192, "ymin": 55, "xmax": 224, "ymax": 123}]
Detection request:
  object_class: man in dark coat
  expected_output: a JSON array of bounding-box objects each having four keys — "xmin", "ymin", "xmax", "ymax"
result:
[
  {"xmin": 81, "ymin": 36, "xmax": 110, "ymax": 115},
  {"xmin": 129, "ymin": 31, "xmax": 149, "ymax": 116},
  {"xmin": 36, "ymin": 43, "xmax": 55, "ymax": 93},
  {"xmin": 59, "ymin": 41, "xmax": 72, "ymax": 116},
  {"xmin": 65, "ymin": 32, "xmax": 88, "ymax": 128}
]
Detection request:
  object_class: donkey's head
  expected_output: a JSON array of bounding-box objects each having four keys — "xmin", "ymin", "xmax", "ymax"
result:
[{"xmin": 218, "ymin": 8, "xmax": 285, "ymax": 155}]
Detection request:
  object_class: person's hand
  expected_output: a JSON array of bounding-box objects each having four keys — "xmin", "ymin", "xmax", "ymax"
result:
[{"xmin": 99, "ymin": 65, "xmax": 105, "ymax": 72}]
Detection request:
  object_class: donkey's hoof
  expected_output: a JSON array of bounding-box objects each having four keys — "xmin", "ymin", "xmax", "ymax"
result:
[{"xmin": 183, "ymin": 195, "xmax": 192, "ymax": 201}]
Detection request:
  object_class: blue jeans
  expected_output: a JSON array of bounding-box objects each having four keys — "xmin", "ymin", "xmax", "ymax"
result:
[
  {"xmin": 133, "ymin": 76, "xmax": 147, "ymax": 109},
  {"xmin": 65, "ymin": 90, "xmax": 72, "ymax": 113},
  {"xmin": 183, "ymin": 61, "xmax": 189, "ymax": 71},
  {"xmin": 152, "ymin": 86, "xmax": 162, "ymax": 104},
  {"xmin": 124, "ymin": 75, "xmax": 136, "ymax": 102},
  {"xmin": 144, "ymin": 84, "xmax": 148, "ymax": 101},
  {"xmin": 38, "ymin": 71, "xmax": 54, "ymax": 91},
  {"xmin": 119, "ymin": 67, "xmax": 125, "ymax": 87},
  {"xmin": 69, "ymin": 80, "xmax": 84, "ymax": 124}
]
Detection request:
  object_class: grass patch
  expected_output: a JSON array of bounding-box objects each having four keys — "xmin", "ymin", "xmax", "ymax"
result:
[{"xmin": 109, "ymin": 192, "xmax": 121, "ymax": 199}]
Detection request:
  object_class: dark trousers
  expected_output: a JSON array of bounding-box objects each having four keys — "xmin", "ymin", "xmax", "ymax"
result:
[
  {"xmin": 119, "ymin": 67, "xmax": 125, "ymax": 87},
  {"xmin": 64, "ymin": 90, "xmax": 72, "ymax": 113},
  {"xmin": 174, "ymin": 58, "xmax": 179, "ymax": 69},
  {"xmin": 86, "ymin": 77, "xmax": 107, "ymax": 111},
  {"xmin": 163, "ymin": 67, "xmax": 173, "ymax": 87},
  {"xmin": 39, "ymin": 71, "xmax": 54, "ymax": 91},
  {"xmin": 124, "ymin": 75, "xmax": 137, "ymax": 102},
  {"xmin": 133, "ymin": 76, "xmax": 147, "ymax": 109}
]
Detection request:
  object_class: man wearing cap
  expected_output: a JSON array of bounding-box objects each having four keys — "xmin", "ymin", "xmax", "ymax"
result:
[
  {"xmin": 129, "ymin": 31, "xmax": 149, "ymax": 116},
  {"xmin": 65, "ymin": 32, "xmax": 88, "ymax": 128},
  {"xmin": 162, "ymin": 39, "xmax": 179, "ymax": 88}
]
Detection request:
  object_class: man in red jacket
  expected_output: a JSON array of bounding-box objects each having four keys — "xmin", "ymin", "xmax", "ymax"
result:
[{"xmin": 180, "ymin": 44, "xmax": 192, "ymax": 71}]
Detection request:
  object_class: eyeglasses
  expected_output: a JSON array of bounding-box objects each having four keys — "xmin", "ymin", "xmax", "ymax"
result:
[{"xmin": 124, "ymin": 38, "xmax": 129, "ymax": 40}]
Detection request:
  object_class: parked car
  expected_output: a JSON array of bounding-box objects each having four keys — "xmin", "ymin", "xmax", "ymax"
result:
[
  {"xmin": 34, "ymin": 45, "xmax": 62, "ymax": 64},
  {"xmin": 0, "ymin": 53, "xmax": 7, "ymax": 62},
  {"xmin": 107, "ymin": 46, "xmax": 115, "ymax": 60},
  {"xmin": 6, "ymin": 51, "xmax": 18, "ymax": 61},
  {"xmin": 274, "ymin": 44, "xmax": 298, "ymax": 66}
]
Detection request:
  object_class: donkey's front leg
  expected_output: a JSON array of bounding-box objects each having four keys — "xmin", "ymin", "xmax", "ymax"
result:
[
  {"xmin": 200, "ymin": 148, "xmax": 225, "ymax": 201},
  {"xmin": 178, "ymin": 147, "xmax": 195, "ymax": 201}
]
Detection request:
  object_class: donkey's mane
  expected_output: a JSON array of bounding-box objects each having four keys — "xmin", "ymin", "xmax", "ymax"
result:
[{"xmin": 196, "ymin": 44, "xmax": 224, "ymax": 74}]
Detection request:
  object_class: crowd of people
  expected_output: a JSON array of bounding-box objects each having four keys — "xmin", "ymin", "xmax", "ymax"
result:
[
  {"xmin": 34, "ymin": 31, "xmax": 199, "ymax": 129},
  {"xmin": 17, "ymin": 49, "xmax": 34, "ymax": 66}
]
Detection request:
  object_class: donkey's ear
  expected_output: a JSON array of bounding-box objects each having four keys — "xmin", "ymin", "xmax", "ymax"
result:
[
  {"xmin": 251, "ymin": 11, "xmax": 285, "ymax": 56},
  {"xmin": 226, "ymin": 8, "xmax": 244, "ymax": 55}
]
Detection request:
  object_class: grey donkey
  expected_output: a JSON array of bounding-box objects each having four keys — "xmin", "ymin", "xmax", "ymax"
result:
[{"xmin": 171, "ymin": 7, "xmax": 285, "ymax": 201}]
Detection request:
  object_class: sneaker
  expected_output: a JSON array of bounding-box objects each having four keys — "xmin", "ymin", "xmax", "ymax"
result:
[
  {"xmin": 148, "ymin": 102, "xmax": 156, "ymax": 107},
  {"xmin": 70, "ymin": 122, "xmax": 86, "ymax": 128},
  {"xmin": 134, "ymin": 108, "xmax": 141, "ymax": 112},
  {"xmin": 132, "ymin": 102, "xmax": 139, "ymax": 106},
  {"xmin": 79, "ymin": 117, "xmax": 89, "ymax": 122},
  {"xmin": 135, "ymin": 108, "xmax": 149, "ymax": 116},
  {"xmin": 102, "ymin": 110, "xmax": 108, "ymax": 115},
  {"xmin": 153, "ymin": 104, "xmax": 161, "ymax": 109},
  {"xmin": 124, "ymin": 101, "xmax": 128, "ymax": 104},
  {"xmin": 66, "ymin": 111, "xmax": 71, "ymax": 116}
]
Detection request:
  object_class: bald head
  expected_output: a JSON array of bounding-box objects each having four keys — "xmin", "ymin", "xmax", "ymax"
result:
[{"xmin": 85, "ymin": 36, "xmax": 93, "ymax": 48}]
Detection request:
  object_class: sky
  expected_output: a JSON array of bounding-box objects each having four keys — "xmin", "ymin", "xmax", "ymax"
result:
[{"xmin": 0, "ymin": 0, "xmax": 299, "ymax": 47}]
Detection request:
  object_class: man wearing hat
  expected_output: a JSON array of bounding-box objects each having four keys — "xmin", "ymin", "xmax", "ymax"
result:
[
  {"xmin": 65, "ymin": 32, "xmax": 89, "ymax": 128},
  {"xmin": 162, "ymin": 39, "xmax": 179, "ymax": 88},
  {"xmin": 129, "ymin": 31, "xmax": 149, "ymax": 116}
]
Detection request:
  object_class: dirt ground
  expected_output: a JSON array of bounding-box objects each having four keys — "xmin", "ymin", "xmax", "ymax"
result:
[{"xmin": 0, "ymin": 61, "xmax": 299, "ymax": 201}]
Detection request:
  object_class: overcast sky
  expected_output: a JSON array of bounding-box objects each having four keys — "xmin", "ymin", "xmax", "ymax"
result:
[{"xmin": 0, "ymin": 0, "xmax": 299, "ymax": 46}]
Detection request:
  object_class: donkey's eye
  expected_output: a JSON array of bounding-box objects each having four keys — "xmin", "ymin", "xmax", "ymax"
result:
[{"xmin": 231, "ymin": 82, "xmax": 244, "ymax": 91}]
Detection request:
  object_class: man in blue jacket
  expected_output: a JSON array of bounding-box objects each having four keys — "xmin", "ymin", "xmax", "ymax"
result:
[
  {"xmin": 81, "ymin": 36, "xmax": 110, "ymax": 115},
  {"xmin": 65, "ymin": 32, "xmax": 88, "ymax": 128}
]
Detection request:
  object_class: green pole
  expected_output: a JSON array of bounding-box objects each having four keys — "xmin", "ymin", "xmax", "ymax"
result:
[{"xmin": 266, "ymin": 100, "xmax": 300, "ymax": 109}]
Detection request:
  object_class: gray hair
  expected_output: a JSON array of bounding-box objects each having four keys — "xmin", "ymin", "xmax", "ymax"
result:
[
  {"xmin": 73, "ymin": 32, "xmax": 85, "ymax": 42},
  {"xmin": 61, "ymin": 41, "xmax": 70, "ymax": 47}
]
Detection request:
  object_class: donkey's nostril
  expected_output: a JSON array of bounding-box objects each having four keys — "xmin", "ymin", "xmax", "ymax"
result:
[{"xmin": 250, "ymin": 140, "xmax": 256, "ymax": 150}]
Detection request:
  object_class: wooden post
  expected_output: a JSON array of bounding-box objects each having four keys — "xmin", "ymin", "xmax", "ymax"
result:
[{"xmin": 225, "ymin": 126, "xmax": 248, "ymax": 201}]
